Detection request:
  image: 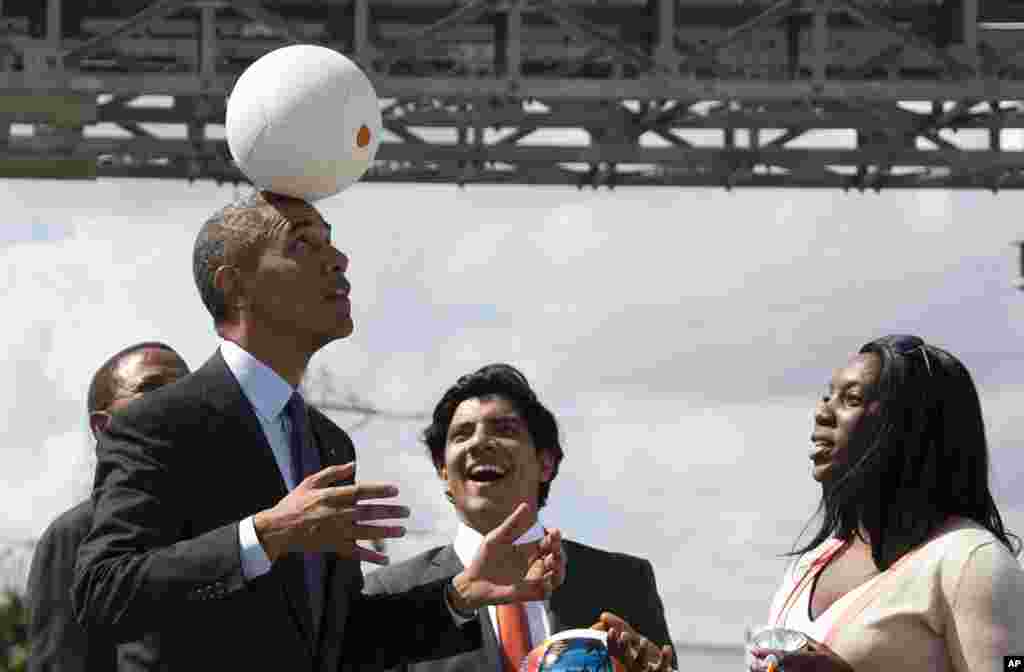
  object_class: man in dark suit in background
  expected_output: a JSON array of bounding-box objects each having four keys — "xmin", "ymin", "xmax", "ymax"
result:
[
  {"xmin": 360, "ymin": 363, "xmax": 676, "ymax": 672},
  {"xmin": 73, "ymin": 192, "xmax": 565, "ymax": 672},
  {"xmin": 27, "ymin": 341, "xmax": 190, "ymax": 671}
]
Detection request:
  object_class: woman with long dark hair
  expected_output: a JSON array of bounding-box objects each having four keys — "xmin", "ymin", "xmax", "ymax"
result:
[{"xmin": 751, "ymin": 335, "xmax": 1024, "ymax": 672}]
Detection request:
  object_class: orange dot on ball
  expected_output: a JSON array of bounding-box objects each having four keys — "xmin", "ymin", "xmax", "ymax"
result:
[{"xmin": 356, "ymin": 125, "xmax": 371, "ymax": 148}]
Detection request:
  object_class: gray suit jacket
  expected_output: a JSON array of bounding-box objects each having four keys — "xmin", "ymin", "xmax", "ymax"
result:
[
  {"xmin": 73, "ymin": 352, "xmax": 481, "ymax": 671},
  {"xmin": 354, "ymin": 539, "xmax": 675, "ymax": 672},
  {"xmin": 27, "ymin": 500, "xmax": 161, "ymax": 672}
]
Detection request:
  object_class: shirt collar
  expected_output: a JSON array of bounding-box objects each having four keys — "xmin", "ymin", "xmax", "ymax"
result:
[
  {"xmin": 452, "ymin": 515, "xmax": 547, "ymax": 570},
  {"xmin": 220, "ymin": 339, "xmax": 296, "ymax": 422}
]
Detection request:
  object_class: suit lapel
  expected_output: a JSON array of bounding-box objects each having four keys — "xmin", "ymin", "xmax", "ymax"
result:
[
  {"xmin": 197, "ymin": 351, "xmax": 315, "ymax": 650},
  {"xmin": 198, "ymin": 352, "xmax": 288, "ymax": 503},
  {"xmin": 431, "ymin": 546, "xmax": 503, "ymax": 672}
]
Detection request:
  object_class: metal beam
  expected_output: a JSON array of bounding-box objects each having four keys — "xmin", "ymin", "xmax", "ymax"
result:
[
  {"xmin": 47, "ymin": 0, "xmax": 62, "ymax": 49},
  {"xmin": 352, "ymin": 0, "xmax": 372, "ymax": 64},
  {"xmin": 532, "ymin": 0, "xmax": 661, "ymax": 73},
  {"xmin": 373, "ymin": 0, "xmax": 493, "ymax": 70},
  {"xmin": 7, "ymin": 133, "xmax": 1024, "ymax": 170},
  {"xmin": 80, "ymin": 161, "xmax": 1024, "ymax": 189},
  {"xmin": 63, "ymin": 0, "xmax": 194, "ymax": 67},
  {"xmin": 677, "ymin": 0, "xmax": 796, "ymax": 72},
  {"xmin": 835, "ymin": 0, "xmax": 976, "ymax": 76},
  {"xmin": 229, "ymin": 0, "xmax": 306, "ymax": 45},
  {"xmin": 10, "ymin": 72, "xmax": 1024, "ymax": 101},
  {"xmin": 5, "ymin": 0, "xmax": 1024, "ymax": 190},
  {"xmin": 499, "ymin": 1, "xmax": 522, "ymax": 79},
  {"xmin": 655, "ymin": 0, "xmax": 676, "ymax": 70},
  {"xmin": 198, "ymin": 3, "xmax": 218, "ymax": 81},
  {"xmin": 811, "ymin": 0, "xmax": 830, "ymax": 84}
]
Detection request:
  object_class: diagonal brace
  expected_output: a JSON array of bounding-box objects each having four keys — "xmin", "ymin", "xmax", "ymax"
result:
[
  {"xmin": 63, "ymin": 0, "xmax": 193, "ymax": 67},
  {"xmin": 230, "ymin": 0, "xmax": 306, "ymax": 45},
  {"xmin": 532, "ymin": 0, "xmax": 662, "ymax": 73},
  {"xmin": 374, "ymin": 0, "xmax": 494, "ymax": 69},
  {"xmin": 836, "ymin": 0, "xmax": 976, "ymax": 76},
  {"xmin": 677, "ymin": 0, "xmax": 797, "ymax": 72}
]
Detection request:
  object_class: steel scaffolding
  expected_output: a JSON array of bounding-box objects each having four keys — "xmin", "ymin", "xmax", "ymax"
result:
[{"xmin": 1, "ymin": 0, "xmax": 1024, "ymax": 189}]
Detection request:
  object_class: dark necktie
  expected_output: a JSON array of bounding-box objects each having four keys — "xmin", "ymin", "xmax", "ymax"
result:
[{"xmin": 285, "ymin": 392, "xmax": 324, "ymax": 634}]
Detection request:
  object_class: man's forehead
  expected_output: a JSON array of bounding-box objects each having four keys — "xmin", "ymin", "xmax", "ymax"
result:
[
  {"xmin": 267, "ymin": 198, "xmax": 330, "ymax": 235},
  {"xmin": 451, "ymin": 395, "xmax": 525, "ymax": 422}
]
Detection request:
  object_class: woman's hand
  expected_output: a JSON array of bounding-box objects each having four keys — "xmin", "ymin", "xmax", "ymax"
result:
[{"xmin": 749, "ymin": 635, "xmax": 854, "ymax": 672}]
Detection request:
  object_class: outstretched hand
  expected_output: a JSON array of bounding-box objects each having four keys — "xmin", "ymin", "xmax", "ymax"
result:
[
  {"xmin": 592, "ymin": 612, "xmax": 674, "ymax": 672},
  {"xmin": 253, "ymin": 462, "xmax": 409, "ymax": 564},
  {"xmin": 749, "ymin": 635, "xmax": 853, "ymax": 672},
  {"xmin": 450, "ymin": 503, "xmax": 564, "ymax": 611}
]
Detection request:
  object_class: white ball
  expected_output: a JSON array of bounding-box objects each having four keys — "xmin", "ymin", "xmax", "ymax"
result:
[{"xmin": 226, "ymin": 44, "xmax": 381, "ymax": 201}]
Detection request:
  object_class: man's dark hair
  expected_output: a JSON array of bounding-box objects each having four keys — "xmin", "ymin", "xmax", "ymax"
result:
[
  {"xmin": 423, "ymin": 363, "xmax": 564, "ymax": 508},
  {"xmin": 192, "ymin": 190, "xmax": 277, "ymax": 325},
  {"xmin": 87, "ymin": 341, "xmax": 179, "ymax": 415},
  {"xmin": 792, "ymin": 334, "xmax": 1020, "ymax": 569}
]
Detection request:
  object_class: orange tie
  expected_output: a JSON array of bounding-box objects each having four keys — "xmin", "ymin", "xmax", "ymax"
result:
[{"xmin": 496, "ymin": 602, "xmax": 531, "ymax": 672}]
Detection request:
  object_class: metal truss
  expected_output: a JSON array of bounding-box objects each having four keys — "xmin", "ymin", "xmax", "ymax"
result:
[
  {"xmin": 2, "ymin": 0, "xmax": 1024, "ymax": 189},
  {"xmin": 1017, "ymin": 240, "xmax": 1024, "ymax": 289}
]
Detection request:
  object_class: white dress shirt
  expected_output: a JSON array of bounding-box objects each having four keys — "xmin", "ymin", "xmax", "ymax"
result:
[
  {"xmin": 221, "ymin": 340, "xmax": 300, "ymax": 580},
  {"xmin": 223, "ymin": 339, "xmax": 474, "ymax": 627},
  {"xmin": 452, "ymin": 520, "xmax": 552, "ymax": 653}
]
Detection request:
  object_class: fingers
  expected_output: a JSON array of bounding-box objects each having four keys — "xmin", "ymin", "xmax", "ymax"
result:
[
  {"xmin": 501, "ymin": 577, "xmax": 555, "ymax": 603},
  {"xmin": 620, "ymin": 630, "xmax": 643, "ymax": 666},
  {"xmin": 350, "ymin": 544, "xmax": 390, "ymax": 566},
  {"xmin": 488, "ymin": 502, "xmax": 536, "ymax": 546},
  {"xmin": 606, "ymin": 626, "xmax": 663, "ymax": 672},
  {"xmin": 609, "ymin": 628, "xmax": 643, "ymax": 670},
  {"xmin": 350, "ymin": 523, "xmax": 407, "ymax": 541},
  {"xmin": 598, "ymin": 611, "xmax": 631, "ymax": 633},
  {"xmin": 657, "ymin": 645, "xmax": 674, "ymax": 672},
  {"xmin": 320, "ymin": 482, "xmax": 402, "ymax": 505},
  {"xmin": 350, "ymin": 504, "xmax": 411, "ymax": 522},
  {"xmin": 604, "ymin": 627, "xmax": 624, "ymax": 659},
  {"xmin": 644, "ymin": 641, "xmax": 669, "ymax": 672},
  {"xmin": 539, "ymin": 527, "xmax": 562, "ymax": 554},
  {"xmin": 304, "ymin": 462, "xmax": 355, "ymax": 489},
  {"xmin": 540, "ymin": 528, "xmax": 565, "ymax": 565}
]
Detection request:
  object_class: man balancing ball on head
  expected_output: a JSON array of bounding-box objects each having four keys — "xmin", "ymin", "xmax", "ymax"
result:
[
  {"xmin": 73, "ymin": 188, "xmax": 566, "ymax": 671},
  {"xmin": 73, "ymin": 46, "xmax": 565, "ymax": 672}
]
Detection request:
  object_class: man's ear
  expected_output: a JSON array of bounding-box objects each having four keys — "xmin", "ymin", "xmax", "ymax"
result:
[
  {"xmin": 539, "ymin": 451, "xmax": 556, "ymax": 483},
  {"xmin": 437, "ymin": 465, "xmax": 454, "ymax": 502},
  {"xmin": 89, "ymin": 411, "xmax": 111, "ymax": 439},
  {"xmin": 213, "ymin": 265, "xmax": 245, "ymax": 313}
]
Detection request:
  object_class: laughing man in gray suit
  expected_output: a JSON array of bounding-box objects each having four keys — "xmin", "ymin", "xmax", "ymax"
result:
[{"xmin": 360, "ymin": 364, "xmax": 676, "ymax": 672}]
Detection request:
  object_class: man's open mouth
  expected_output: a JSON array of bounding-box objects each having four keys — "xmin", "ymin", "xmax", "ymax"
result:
[{"xmin": 467, "ymin": 464, "xmax": 508, "ymax": 483}]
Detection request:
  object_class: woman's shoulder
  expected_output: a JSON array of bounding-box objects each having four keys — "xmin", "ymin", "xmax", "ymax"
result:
[
  {"xmin": 914, "ymin": 518, "xmax": 1021, "ymax": 593},
  {"xmin": 922, "ymin": 518, "xmax": 1014, "ymax": 559}
]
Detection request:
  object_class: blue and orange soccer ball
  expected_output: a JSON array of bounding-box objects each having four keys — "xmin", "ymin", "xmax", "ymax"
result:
[{"xmin": 520, "ymin": 629, "xmax": 626, "ymax": 672}]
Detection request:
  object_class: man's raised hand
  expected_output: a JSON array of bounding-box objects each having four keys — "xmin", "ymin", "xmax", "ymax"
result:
[
  {"xmin": 253, "ymin": 462, "xmax": 409, "ymax": 564},
  {"xmin": 592, "ymin": 612, "xmax": 675, "ymax": 672},
  {"xmin": 449, "ymin": 503, "xmax": 565, "ymax": 612}
]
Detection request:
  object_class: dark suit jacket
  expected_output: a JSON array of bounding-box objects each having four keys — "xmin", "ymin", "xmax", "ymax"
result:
[
  {"xmin": 27, "ymin": 500, "xmax": 160, "ymax": 672},
  {"xmin": 356, "ymin": 539, "xmax": 675, "ymax": 672},
  {"xmin": 72, "ymin": 351, "xmax": 481, "ymax": 672}
]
